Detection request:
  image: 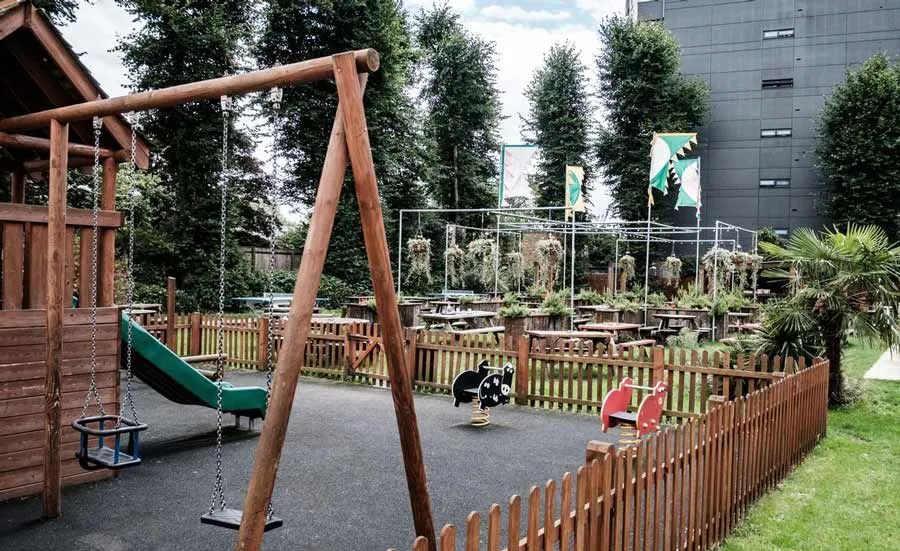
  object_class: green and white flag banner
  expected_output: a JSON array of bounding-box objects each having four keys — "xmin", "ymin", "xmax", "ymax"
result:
[
  {"xmin": 565, "ymin": 165, "xmax": 585, "ymax": 219},
  {"xmin": 648, "ymin": 132, "xmax": 697, "ymax": 205},
  {"xmin": 674, "ymin": 157, "xmax": 701, "ymax": 215}
]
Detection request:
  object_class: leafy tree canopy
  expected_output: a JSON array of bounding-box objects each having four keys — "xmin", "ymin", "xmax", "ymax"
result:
[
  {"xmin": 256, "ymin": 0, "xmax": 425, "ymax": 287},
  {"xmin": 416, "ymin": 3, "xmax": 503, "ymax": 216},
  {"xmin": 32, "ymin": 0, "xmax": 80, "ymax": 24},
  {"xmin": 115, "ymin": 0, "xmax": 270, "ymax": 309},
  {"xmin": 522, "ymin": 42, "xmax": 593, "ymax": 209},
  {"xmin": 817, "ymin": 53, "xmax": 900, "ymax": 240},
  {"xmin": 595, "ymin": 17, "xmax": 708, "ymax": 221}
]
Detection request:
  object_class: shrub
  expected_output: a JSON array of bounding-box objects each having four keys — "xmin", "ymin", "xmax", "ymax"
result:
[
  {"xmin": 577, "ymin": 288, "xmax": 604, "ymax": 304},
  {"xmin": 666, "ymin": 327, "xmax": 699, "ymax": 349},
  {"xmin": 499, "ymin": 302, "xmax": 531, "ymax": 318},
  {"xmin": 541, "ymin": 290, "xmax": 573, "ymax": 317}
]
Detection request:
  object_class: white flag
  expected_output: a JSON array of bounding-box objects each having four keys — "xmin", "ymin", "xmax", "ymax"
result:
[{"xmin": 500, "ymin": 145, "xmax": 538, "ymax": 203}]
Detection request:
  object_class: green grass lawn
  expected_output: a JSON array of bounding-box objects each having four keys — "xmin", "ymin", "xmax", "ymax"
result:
[{"xmin": 722, "ymin": 340, "xmax": 900, "ymax": 550}]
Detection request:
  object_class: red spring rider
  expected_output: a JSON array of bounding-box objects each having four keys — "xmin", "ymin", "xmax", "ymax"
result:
[{"xmin": 600, "ymin": 377, "xmax": 668, "ymax": 437}]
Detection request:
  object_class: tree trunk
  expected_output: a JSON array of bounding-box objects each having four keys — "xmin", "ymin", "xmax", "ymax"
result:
[{"xmin": 824, "ymin": 323, "xmax": 845, "ymax": 406}]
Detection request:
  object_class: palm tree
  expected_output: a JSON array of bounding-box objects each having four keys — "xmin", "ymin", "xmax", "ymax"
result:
[{"xmin": 758, "ymin": 225, "xmax": 900, "ymax": 405}]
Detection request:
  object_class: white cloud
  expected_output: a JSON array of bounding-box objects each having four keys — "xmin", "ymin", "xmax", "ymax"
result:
[
  {"xmin": 576, "ymin": 0, "xmax": 621, "ymax": 22},
  {"xmin": 62, "ymin": 0, "xmax": 134, "ymax": 97},
  {"xmin": 479, "ymin": 5, "xmax": 572, "ymax": 23}
]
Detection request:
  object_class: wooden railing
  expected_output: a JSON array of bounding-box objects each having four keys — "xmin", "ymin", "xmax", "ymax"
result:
[
  {"xmin": 389, "ymin": 358, "xmax": 830, "ymax": 551},
  {"xmin": 138, "ymin": 315, "xmax": 802, "ymax": 420}
]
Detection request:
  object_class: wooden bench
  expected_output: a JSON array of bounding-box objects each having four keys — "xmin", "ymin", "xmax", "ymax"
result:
[
  {"xmin": 608, "ymin": 339, "xmax": 656, "ymax": 359},
  {"xmin": 451, "ymin": 326, "xmax": 504, "ymax": 343}
]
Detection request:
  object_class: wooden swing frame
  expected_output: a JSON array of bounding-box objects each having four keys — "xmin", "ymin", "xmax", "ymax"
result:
[{"xmin": 1, "ymin": 49, "xmax": 437, "ymax": 551}]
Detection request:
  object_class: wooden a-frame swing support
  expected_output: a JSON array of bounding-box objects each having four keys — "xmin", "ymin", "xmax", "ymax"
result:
[{"xmin": 4, "ymin": 49, "xmax": 437, "ymax": 551}]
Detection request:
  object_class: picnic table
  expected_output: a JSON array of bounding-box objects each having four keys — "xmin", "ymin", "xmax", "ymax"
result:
[
  {"xmin": 429, "ymin": 300, "xmax": 459, "ymax": 314},
  {"xmin": 579, "ymin": 321, "xmax": 641, "ymax": 336},
  {"xmin": 419, "ymin": 310, "xmax": 497, "ymax": 331},
  {"xmin": 653, "ymin": 312, "xmax": 698, "ymax": 334}
]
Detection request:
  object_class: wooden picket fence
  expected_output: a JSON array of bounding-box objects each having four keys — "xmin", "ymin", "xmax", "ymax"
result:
[
  {"xmin": 138, "ymin": 314, "xmax": 800, "ymax": 418},
  {"xmin": 390, "ymin": 358, "xmax": 830, "ymax": 551}
]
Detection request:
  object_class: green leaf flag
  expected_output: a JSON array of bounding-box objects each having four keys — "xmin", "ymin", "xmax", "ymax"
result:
[
  {"xmin": 674, "ymin": 157, "xmax": 701, "ymax": 217},
  {"xmin": 648, "ymin": 132, "xmax": 697, "ymax": 205}
]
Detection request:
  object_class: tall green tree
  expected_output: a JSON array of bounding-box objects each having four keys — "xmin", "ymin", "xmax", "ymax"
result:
[
  {"xmin": 33, "ymin": 0, "xmax": 80, "ymax": 24},
  {"xmin": 116, "ymin": 0, "xmax": 269, "ymax": 309},
  {"xmin": 416, "ymin": 4, "xmax": 502, "ymax": 215},
  {"xmin": 522, "ymin": 42, "xmax": 592, "ymax": 209},
  {"xmin": 818, "ymin": 53, "xmax": 900, "ymax": 240},
  {"xmin": 596, "ymin": 17, "xmax": 708, "ymax": 221},
  {"xmin": 256, "ymin": 0, "xmax": 425, "ymax": 287}
]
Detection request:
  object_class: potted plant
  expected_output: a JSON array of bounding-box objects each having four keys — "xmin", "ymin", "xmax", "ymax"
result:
[
  {"xmin": 663, "ymin": 256, "xmax": 682, "ymax": 288},
  {"xmin": 533, "ymin": 237, "xmax": 563, "ymax": 293},
  {"xmin": 406, "ymin": 236, "xmax": 432, "ymax": 291},
  {"xmin": 499, "ymin": 300, "xmax": 531, "ymax": 351},
  {"xmin": 540, "ymin": 290, "xmax": 573, "ymax": 331},
  {"xmin": 466, "ymin": 238, "xmax": 497, "ymax": 290},
  {"xmin": 619, "ymin": 252, "xmax": 635, "ymax": 291}
]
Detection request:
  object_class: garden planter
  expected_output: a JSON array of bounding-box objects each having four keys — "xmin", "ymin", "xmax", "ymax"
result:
[
  {"xmin": 502, "ymin": 316, "xmax": 527, "ymax": 351},
  {"xmin": 397, "ymin": 302, "xmax": 422, "ymax": 327},
  {"xmin": 344, "ymin": 303, "xmax": 377, "ymax": 323},
  {"xmin": 527, "ymin": 313, "xmax": 571, "ymax": 331}
]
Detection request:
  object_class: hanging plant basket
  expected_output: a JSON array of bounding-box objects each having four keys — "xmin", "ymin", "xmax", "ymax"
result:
[
  {"xmin": 663, "ymin": 256, "xmax": 682, "ymax": 287},
  {"xmin": 731, "ymin": 251, "xmax": 752, "ymax": 290},
  {"xmin": 534, "ymin": 237, "xmax": 563, "ymax": 291},
  {"xmin": 466, "ymin": 238, "xmax": 497, "ymax": 289},
  {"xmin": 749, "ymin": 253, "xmax": 763, "ymax": 291},
  {"xmin": 406, "ymin": 236, "xmax": 432, "ymax": 288},
  {"xmin": 702, "ymin": 247, "xmax": 734, "ymax": 293},
  {"xmin": 444, "ymin": 243, "xmax": 465, "ymax": 287},
  {"xmin": 504, "ymin": 251, "xmax": 525, "ymax": 289},
  {"xmin": 619, "ymin": 253, "xmax": 636, "ymax": 281}
]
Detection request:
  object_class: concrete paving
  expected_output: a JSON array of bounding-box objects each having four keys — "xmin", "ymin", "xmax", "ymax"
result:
[
  {"xmin": 864, "ymin": 347, "xmax": 900, "ymax": 381},
  {"xmin": 0, "ymin": 373, "xmax": 621, "ymax": 551}
]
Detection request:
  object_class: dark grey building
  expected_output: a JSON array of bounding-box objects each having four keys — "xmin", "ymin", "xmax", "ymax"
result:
[{"xmin": 637, "ymin": 0, "xmax": 900, "ymax": 235}]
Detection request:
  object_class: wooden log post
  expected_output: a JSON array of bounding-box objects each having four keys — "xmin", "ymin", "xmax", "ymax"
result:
[
  {"xmin": 585, "ymin": 440, "xmax": 615, "ymax": 464},
  {"xmin": 258, "ymin": 316, "xmax": 270, "ymax": 370},
  {"xmin": 11, "ymin": 167, "xmax": 25, "ymax": 203},
  {"xmin": 166, "ymin": 277, "xmax": 176, "ymax": 351},
  {"xmin": 98, "ymin": 157, "xmax": 118, "ymax": 307},
  {"xmin": 652, "ymin": 346, "xmax": 665, "ymax": 383},
  {"xmin": 332, "ymin": 52, "xmax": 436, "ymax": 551},
  {"xmin": 515, "ymin": 334, "xmax": 530, "ymax": 405},
  {"xmin": 235, "ymin": 73, "xmax": 371, "ymax": 551},
  {"xmin": 406, "ymin": 328, "xmax": 418, "ymax": 384},
  {"xmin": 190, "ymin": 312, "xmax": 202, "ymax": 356},
  {"xmin": 43, "ymin": 119, "xmax": 68, "ymax": 519}
]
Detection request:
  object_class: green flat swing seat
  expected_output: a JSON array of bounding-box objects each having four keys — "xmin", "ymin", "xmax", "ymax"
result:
[{"xmin": 122, "ymin": 313, "xmax": 268, "ymax": 419}]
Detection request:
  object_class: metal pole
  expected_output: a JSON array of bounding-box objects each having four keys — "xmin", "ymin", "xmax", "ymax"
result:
[
  {"xmin": 443, "ymin": 224, "xmax": 449, "ymax": 296},
  {"xmin": 570, "ymin": 212, "xmax": 576, "ymax": 328},
  {"xmin": 613, "ymin": 238, "xmax": 619, "ymax": 296},
  {"xmin": 397, "ymin": 210, "xmax": 403, "ymax": 294},
  {"xmin": 695, "ymin": 216, "xmax": 701, "ymax": 288},
  {"xmin": 643, "ymin": 203, "xmax": 652, "ymax": 325},
  {"xmin": 711, "ymin": 222, "xmax": 720, "ymax": 341}
]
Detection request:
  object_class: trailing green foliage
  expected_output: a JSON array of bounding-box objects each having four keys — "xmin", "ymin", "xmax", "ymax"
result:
[
  {"xmin": 818, "ymin": 54, "xmax": 900, "ymax": 241},
  {"xmin": 534, "ymin": 237, "xmax": 563, "ymax": 291},
  {"xmin": 406, "ymin": 236, "xmax": 432, "ymax": 291},
  {"xmin": 596, "ymin": 17, "xmax": 709, "ymax": 221},
  {"xmin": 522, "ymin": 42, "xmax": 592, "ymax": 208},
  {"xmin": 675, "ymin": 283, "xmax": 713, "ymax": 310}
]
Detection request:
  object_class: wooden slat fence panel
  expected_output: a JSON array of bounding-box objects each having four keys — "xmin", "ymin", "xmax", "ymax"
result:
[{"xmin": 393, "ymin": 358, "xmax": 830, "ymax": 551}]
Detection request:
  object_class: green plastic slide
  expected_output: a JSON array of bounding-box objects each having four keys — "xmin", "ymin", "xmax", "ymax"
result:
[{"xmin": 121, "ymin": 314, "xmax": 268, "ymax": 419}]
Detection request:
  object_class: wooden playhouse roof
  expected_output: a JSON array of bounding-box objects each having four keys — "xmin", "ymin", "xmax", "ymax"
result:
[{"xmin": 0, "ymin": 0, "xmax": 150, "ymax": 172}]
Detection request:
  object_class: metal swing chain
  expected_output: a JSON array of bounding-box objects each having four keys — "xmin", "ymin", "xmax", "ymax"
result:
[
  {"xmin": 209, "ymin": 95, "xmax": 232, "ymax": 514},
  {"xmin": 262, "ymin": 85, "xmax": 284, "ymax": 522},
  {"xmin": 82, "ymin": 116, "xmax": 106, "ymax": 419},
  {"xmin": 119, "ymin": 113, "xmax": 141, "ymax": 426}
]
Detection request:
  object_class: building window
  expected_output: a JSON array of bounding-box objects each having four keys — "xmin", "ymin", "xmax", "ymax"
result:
[
  {"xmin": 763, "ymin": 28, "xmax": 794, "ymax": 39},
  {"xmin": 762, "ymin": 78, "xmax": 793, "ymax": 89},
  {"xmin": 761, "ymin": 128, "xmax": 792, "ymax": 138},
  {"xmin": 759, "ymin": 179, "xmax": 791, "ymax": 187}
]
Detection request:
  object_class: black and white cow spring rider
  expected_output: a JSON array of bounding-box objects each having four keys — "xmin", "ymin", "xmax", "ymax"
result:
[{"xmin": 451, "ymin": 360, "xmax": 515, "ymax": 426}]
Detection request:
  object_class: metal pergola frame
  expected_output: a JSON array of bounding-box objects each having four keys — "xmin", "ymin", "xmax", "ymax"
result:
[{"xmin": 396, "ymin": 207, "xmax": 758, "ymax": 336}]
